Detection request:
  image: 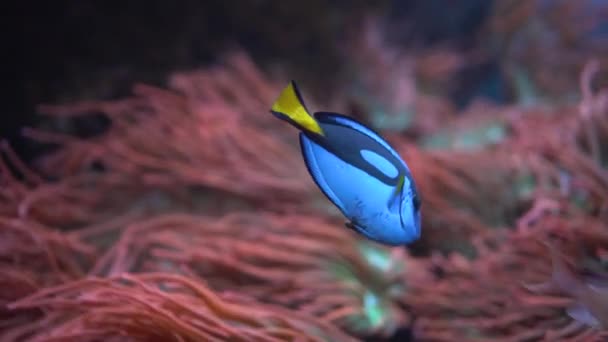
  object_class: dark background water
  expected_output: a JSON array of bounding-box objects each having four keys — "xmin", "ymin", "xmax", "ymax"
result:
[{"xmin": 7, "ymin": 0, "xmax": 502, "ymax": 163}]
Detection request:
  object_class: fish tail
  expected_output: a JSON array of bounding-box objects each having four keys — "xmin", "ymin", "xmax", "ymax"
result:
[{"xmin": 270, "ymin": 81, "xmax": 324, "ymax": 136}]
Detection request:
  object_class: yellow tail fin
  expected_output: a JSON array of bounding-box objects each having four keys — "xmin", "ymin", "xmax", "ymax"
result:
[{"xmin": 270, "ymin": 81, "xmax": 324, "ymax": 136}]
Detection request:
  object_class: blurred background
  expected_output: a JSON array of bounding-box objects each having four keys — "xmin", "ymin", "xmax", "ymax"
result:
[
  {"xmin": 3, "ymin": 1, "xmax": 608, "ymax": 341},
  {"xmin": 8, "ymin": 0, "xmax": 607, "ymax": 159}
]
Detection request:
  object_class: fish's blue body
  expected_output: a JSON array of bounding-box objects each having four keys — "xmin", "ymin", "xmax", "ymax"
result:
[{"xmin": 270, "ymin": 81, "xmax": 421, "ymax": 246}]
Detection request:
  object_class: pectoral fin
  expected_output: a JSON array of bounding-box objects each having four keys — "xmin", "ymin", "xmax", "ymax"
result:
[{"xmin": 387, "ymin": 175, "xmax": 405, "ymax": 209}]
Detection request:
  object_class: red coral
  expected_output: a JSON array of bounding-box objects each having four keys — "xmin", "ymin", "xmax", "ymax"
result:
[
  {"xmin": 7, "ymin": 273, "xmax": 356, "ymax": 342},
  {"xmin": 2, "ymin": 50, "xmax": 608, "ymax": 342}
]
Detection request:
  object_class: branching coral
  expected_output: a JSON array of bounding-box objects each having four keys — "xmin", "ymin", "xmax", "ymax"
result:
[
  {"xmin": 70, "ymin": 211, "xmax": 429, "ymax": 337},
  {"xmin": 338, "ymin": 15, "xmax": 461, "ymax": 135},
  {"xmin": 0, "ymin": 189, "xmax": 96, "ymax": 340},
  {"xmin": 30, "ymin": 53, "xmax": 314, "ymax": 209},
  {"xmin": 3, "ymin": 42, "xmax": 608, "ymax": 342},
  {"xmin": 0, "ymin": 136, "xmax": 146, "ymax": 228},
  {"xmin": 7, "ymin": 273, "xmax": 357, "ymax": 342},
  {"xmin": 483, "ymin": 0, "xmax": 608, "ymax": 103},
  {"xmin": 0, "ymin": 165, "xmax": 367, "ymax": 341},
  {"xmin": 391, "ymin": 142, "xmax": 517, "ymax": 255},
  {"xmin": 0, "ymin": 148, "xmax": 99, "ymax": 340},
  {"xmin": 385, "ymin": 60, "xmax": 608, "ymax": 258},
  {"xmin": 406, "ymin": 199, "xmax": 608, "ymax": 341},
  {"xmin": 399, "ymin": 61, "xmax": 608, "ymax": 341},
  {"xmin": 5, "ymin": 52, "xmax": 428, "ymax": 339}
]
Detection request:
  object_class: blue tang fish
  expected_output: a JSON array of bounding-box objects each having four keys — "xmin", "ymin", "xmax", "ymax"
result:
[{"xmin": 270, "ymin": 81, "xmax": 421, "ymax": 246}]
